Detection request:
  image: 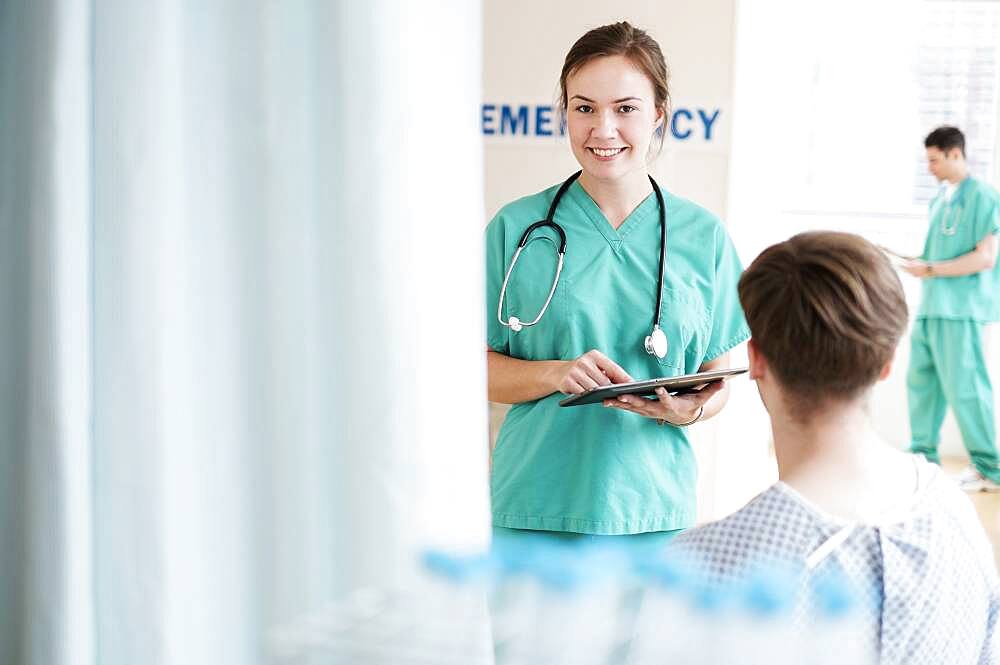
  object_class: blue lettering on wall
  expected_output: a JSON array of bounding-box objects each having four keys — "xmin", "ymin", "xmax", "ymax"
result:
[
  {"xmin": 535, "ymin": 106, "xmax": 552, "ymax": 137},
  {"xmin": 698, "ymin": 109, "xmax": 720, "ymax": 140},
  {"xmin": 480, "ymin": 104, "xmax": 564, "ymax": 137},
  {"xmin": 482, "ymin": 104, "xmax": 722, "ymax": 141},
  {"xmin": 500, "ymin": 105, "xmax": 530, "ymax": 135},
  {"xmin": 671, "ymin": 109, "xmax": 694, "ymax": 140},
  {"xmin": 482, "ymin": 104, "xmax": 497, "ymax": 135}
]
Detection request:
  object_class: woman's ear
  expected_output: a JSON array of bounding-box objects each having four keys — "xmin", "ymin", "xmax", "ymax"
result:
[{"xmin": 654, "ymin": 106, "xmax": 666, "ymax": 132}]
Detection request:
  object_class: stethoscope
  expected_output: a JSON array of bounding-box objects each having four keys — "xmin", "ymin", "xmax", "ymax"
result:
[
  {"xmin": 939, "ymin": 200, "xmax": 963, "ymax": 236},
  {"xmin": 937, "ymin": 182, "xmax": 964, "ymax": 236},
  {"xmin": 496, "ymin": 170, "xmax": 670, "ymax": 360}
]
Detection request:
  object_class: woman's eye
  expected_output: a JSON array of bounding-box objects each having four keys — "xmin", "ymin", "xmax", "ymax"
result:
[
  {"xmin": 619, "ymin": 105, "xmax": 637, "ymax": 113},
  {"xmin": 574, "ymin": 105, "xmax": 593, "ymax": 113}
]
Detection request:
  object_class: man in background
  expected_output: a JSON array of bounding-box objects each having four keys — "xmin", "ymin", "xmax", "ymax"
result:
[{"xmin": 902, "ymin": 125, "xmax": 1000, "ymax": 492}]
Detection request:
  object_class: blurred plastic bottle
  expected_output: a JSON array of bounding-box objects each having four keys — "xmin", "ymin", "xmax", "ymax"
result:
[
  {"xmin": 721, "ymin": 567, "xmax": 802, "ymax": 665},
  {"xmin": 628, "ymin": 555, "xmax": 697, "ymax": 664},
  {"xmin": 526, "ymin": 542, "xmax": 626, "ymax": 665},
  {"xmin": 809, "ymin": 572, "xmax": 877, "ymax": 665}
]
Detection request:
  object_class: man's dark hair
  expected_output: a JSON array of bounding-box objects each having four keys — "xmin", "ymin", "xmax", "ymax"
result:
[{"xmin": 924, "ymin": 125, "xmax": 965, "ymax": 157}]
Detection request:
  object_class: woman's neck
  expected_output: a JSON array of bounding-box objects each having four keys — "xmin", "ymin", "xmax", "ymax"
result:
[{"xmin": 578, "ymin": 170, "xmax": 654, "ymax": 229}]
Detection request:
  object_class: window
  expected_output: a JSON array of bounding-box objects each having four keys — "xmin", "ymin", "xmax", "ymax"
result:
[{"xmin": 915, "ymin": 1, "xmax": 1000, "ymax": 203}]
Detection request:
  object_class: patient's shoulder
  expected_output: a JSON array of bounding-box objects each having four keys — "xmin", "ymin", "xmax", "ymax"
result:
[{"xmin": 670, "ymin": 485, "xmax": 822, "ymax": 583}]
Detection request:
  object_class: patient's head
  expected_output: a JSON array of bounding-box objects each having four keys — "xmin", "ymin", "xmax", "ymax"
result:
[{"xmin": 738, "ymin": 232, "xmax": 908, "ymax": 421}]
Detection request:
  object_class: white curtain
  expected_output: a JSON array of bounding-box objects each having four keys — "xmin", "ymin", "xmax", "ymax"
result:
[{"xmin": 0, "ymin": 1, "xmax": 490, "ymax": 663}]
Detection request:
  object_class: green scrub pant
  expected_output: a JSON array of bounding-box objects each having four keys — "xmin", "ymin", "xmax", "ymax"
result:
[{"xmin": 907, "ymin": 318, "xmax": 999, "ymax": 482}]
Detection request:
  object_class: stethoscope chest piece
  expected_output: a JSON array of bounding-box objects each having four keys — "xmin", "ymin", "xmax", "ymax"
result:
[
  {"xmin": 645, "ymin": 326, "xmax": 668, "ymax": 359},
  {"xmin": 941, "ymin": 202, "xmax": 962, "ymax": 236}
]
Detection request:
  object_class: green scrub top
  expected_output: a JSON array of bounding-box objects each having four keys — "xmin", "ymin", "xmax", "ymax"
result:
[
  {"xmin": 918, "ymin": 176, "xmax": 1000, "ymax": 322},
  {"xmin": 485, "ymin": 179, "xmax": 750, "ymax": 535}
]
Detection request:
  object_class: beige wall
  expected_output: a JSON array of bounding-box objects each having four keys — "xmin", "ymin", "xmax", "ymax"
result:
[{"xmin": 483, "ymin": 0, "xmax": 736, "ymax": 220}]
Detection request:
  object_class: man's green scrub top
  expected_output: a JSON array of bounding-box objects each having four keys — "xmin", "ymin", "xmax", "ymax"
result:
[
  {"xmin": 485, "ymin": 180, "xmax": 750, "ymax": 535},
  {"xmin": 919, "ymin": 176, "xmax": 1000, "ymax": 322}
]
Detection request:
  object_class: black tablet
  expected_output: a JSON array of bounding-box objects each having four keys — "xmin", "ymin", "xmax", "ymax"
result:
[{"xmin": 558, "ymin": 367, "xmax": 749, "ymax": 407}]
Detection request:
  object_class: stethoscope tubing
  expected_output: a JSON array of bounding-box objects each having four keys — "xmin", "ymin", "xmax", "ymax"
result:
[{"xmin": 496, "ymin": 171, "xmax": 668, "ymax": 350}]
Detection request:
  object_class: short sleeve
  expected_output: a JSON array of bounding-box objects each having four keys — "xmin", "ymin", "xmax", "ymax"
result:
[
  {"xmin": 972, "ymin": 188, "xmax": 1000, "ymax": 242},
  {"xmin": 703, "ymin": 224, "xmax": 750, "ymax": 362},
  {"xmin": 485, "ymin": 214, "xmax": 511, "ymax": 354}
]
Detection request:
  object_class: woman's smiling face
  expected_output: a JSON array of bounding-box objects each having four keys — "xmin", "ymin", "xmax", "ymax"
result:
[{"xmin": 565, "ymin": 54, "xmax": 664, "ymax": 183}]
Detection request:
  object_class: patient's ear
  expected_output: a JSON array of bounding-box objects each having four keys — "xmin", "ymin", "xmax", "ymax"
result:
[
  {"xmin": 877, "ymin": 358, "xmax": 893, "ymax": 382},
  {"xmin": 747, "ymin": 338, "xmax": 766, "ymax": 380}
]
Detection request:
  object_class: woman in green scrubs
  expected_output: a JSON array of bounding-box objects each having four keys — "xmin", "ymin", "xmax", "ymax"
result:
[{"xmin": 485, "ymin": 22, "xmax": 749, "ymax": 544}]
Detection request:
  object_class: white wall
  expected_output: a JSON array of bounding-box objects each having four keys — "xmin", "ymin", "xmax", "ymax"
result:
[
  {"xmin": 483, "ymin": 0, "xmax": 776, "ymax": 522},
  {"xmin": 728, "ymin": 0, "xmax": 1000, "ymax": 461}
]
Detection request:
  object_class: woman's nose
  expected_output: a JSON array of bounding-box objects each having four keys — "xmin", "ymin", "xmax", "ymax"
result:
[{"xmin": 591, "ymin": 110, "xmax": 617, "ymax": 138}]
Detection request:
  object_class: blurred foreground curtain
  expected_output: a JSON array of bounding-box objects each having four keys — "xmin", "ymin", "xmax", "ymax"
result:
[{"xmin": 0, "ymin": 1, "xmax": 490, "ymax": 663}]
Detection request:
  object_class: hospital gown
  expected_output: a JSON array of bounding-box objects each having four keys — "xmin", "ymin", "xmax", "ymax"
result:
[{"xmin": 669, "ymin": 456, "xmax": 999, "ymax": 664}]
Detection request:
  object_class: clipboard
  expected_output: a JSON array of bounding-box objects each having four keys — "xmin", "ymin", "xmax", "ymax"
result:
[
  {"xmin": 558, "ymin": 366, "xmax": 749, "ymax": 407},
  {"xmin": 876, "ymin": 244, "xmax": 916, "ymax": 265}
]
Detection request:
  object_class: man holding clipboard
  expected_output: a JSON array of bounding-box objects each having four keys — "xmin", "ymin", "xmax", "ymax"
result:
[{"xmin": 899, "ymin": 126, "xmax": 1000, "ymax": 492}]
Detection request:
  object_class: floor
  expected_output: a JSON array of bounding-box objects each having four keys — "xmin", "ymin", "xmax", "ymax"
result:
[{"xmin": 943, "ymin": 456, "xmax": 1000, "ymax": 570}]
